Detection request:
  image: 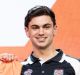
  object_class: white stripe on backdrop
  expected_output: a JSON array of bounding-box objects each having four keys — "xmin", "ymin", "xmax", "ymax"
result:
[{"xmin": 0, "ymin": 0, "xmax": 56, "ymax": 46}]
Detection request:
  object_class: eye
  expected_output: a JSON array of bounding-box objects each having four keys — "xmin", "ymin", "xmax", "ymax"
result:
[
  {"xmin": 43, "ymin": 24, "xmax": 51, "ymax": 29},
  {"xmin": 31, "ymin": 25, "xmax": 39, "ymax": 30}
]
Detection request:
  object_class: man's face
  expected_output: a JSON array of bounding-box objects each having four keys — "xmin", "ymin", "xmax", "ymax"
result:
[{"xmin": 25, "ymin": 15, "xmax": 56, "ymax": 49}]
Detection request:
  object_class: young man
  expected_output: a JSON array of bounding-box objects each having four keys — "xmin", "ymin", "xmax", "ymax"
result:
[
  {"xmin": 20, "ymin": 6, "xmax": 80, "ymax": 75},
  {"xmin": 0, "ymin": 6, "xmax": 80, "ymax": 75}
]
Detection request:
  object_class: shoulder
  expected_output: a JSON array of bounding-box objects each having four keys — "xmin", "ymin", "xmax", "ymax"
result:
[
  {"xmin": 64, "ymin": 54, "xmax": 80, "ymax": 65},
  {"xmin": 62, "ymin": 54, "xmax": 80, "ymax": 75}
]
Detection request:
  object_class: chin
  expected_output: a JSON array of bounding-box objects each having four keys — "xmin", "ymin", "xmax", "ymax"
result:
[{"xmin": 36, "ymin": 44, "xmax": 49, "ymax": 50}]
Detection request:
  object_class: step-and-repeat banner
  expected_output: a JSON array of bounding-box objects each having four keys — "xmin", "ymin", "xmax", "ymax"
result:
[{"xmin": 0, "ymin": 0, "xmax": 80, "ymax": 60}]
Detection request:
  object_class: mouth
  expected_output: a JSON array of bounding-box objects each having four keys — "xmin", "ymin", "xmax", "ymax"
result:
[{"xmin": 36, "ymin": 37, "xmax": 47, "ymax": 42}]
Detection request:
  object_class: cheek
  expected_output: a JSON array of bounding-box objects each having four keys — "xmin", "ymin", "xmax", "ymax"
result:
[
  {"xmin": 29, "ymin": 31, "xmax": 37, "ymax": 37},
  {"xmin": 46, "ymin": 30, "xmax": 54, "ymax": 35}
]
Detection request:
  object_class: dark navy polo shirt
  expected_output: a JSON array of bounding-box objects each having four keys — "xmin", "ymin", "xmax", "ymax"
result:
[{"xmin": 21, "ymin": 49, "xmax": 80, "ymax": 75}]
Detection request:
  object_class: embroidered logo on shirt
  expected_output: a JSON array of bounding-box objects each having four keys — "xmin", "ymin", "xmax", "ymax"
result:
[
  {"xmin": 24, "ymin": 69, "xmax": 33, "ymax": 75},
  {"xmin": 54, "ymin": 69, "xmax": 64, "ymax": 75}
]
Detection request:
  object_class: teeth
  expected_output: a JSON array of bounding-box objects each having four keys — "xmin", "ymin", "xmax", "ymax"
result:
[
  {"xmin": 36, "ymin": 37, "xmax": 46, "ymax": 41},
  {"xmin": 39, "ymin": 38, "xmax": 45, "ymax": 40},
  {"xmin": 37, "ymin": 37, "xmax": 45, "ymax": 39}
]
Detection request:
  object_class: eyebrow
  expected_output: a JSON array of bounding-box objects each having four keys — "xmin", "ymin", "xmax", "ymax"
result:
[
  {"xmin": 31, "ymin": 24, "xmax": 38, "ymax": 26},
  {"xmin": 43, "ymin": 23, "xmax": 51, "ymax": 26}
]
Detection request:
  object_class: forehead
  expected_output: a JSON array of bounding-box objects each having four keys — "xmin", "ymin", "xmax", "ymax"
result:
[{"xmin": 28, "ymin": 15, "xmax": 53, "ymax": 26}]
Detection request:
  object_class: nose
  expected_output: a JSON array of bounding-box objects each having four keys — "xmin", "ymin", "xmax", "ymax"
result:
[{"xmin": 38, "ymin": 28, "xmax": 44, "ymax": 36}]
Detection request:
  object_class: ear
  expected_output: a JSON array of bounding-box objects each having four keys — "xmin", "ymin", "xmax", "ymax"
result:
[
  {"xmin": 54, "ymin": 25, "xmax": 57, "ymax": 30},
  {"xmin": 53, "ymin": 25, "xmax": 57, "ymax": 35},
  {"xmin": 25, "ymin": 27, "xmax": 30, "ymax": 38}
]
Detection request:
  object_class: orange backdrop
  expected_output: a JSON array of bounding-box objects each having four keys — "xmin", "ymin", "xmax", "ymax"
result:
[{"xmin": 0, "ymin": 0, "xmax": 80, "ymax": 60}]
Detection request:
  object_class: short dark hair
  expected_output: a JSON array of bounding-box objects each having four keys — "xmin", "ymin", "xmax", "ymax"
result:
[{"xmin": 24, "ymin": 6, "xmax": 56, "ymax": 27}]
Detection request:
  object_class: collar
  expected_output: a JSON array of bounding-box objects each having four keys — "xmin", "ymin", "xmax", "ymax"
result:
[{"xmin": 30, "ymin": 49, "xmax": 63, "ymax": 63}]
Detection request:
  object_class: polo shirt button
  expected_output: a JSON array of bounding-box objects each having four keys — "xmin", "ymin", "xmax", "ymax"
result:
[{"xmin": 42, "ymin": 71, "xmax": 45, "ymax": 73}]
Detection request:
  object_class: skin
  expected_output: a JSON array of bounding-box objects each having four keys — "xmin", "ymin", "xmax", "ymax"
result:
[{"xmin": 25, "ymin": 15, "xmax": 58, "ymax": 61}]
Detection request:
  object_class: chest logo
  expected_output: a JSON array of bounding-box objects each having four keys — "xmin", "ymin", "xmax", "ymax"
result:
[
  {"xmin": 54, "ymin": 69, "xmax": 64, "ymax": 75},
  {"xmin": 24, "ymin": 69, "xmax": 33, "ymax": 75}
]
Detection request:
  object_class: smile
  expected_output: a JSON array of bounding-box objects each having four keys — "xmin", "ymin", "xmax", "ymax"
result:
[{"xmin": 36, "ymin": 37, "xmax": 47, "ymax": 42}]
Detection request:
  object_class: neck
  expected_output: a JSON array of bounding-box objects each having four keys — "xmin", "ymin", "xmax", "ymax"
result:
[{"xmin": 32, "ymin": 44, "xmax": 58, "ymax": 61}]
